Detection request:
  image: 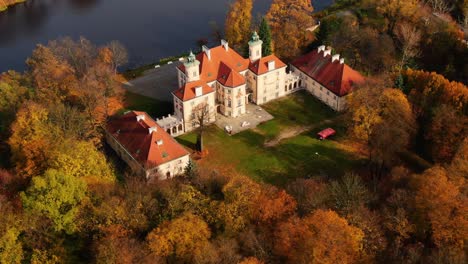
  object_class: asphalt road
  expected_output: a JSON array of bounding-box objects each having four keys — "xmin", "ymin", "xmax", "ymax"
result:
[{"xmin": 123, "ymin": 61, "xmax": 182, "ymax": 102}]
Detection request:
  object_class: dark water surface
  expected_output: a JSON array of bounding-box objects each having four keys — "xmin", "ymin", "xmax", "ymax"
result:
[{"xmin": 0, "ymin": 0, "xmax": 333, "ymax": 72}]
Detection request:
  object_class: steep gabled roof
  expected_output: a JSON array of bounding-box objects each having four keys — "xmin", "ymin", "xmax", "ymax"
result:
[
  {"xmin": 106, "ymin": 111, "xmax": 189, "ymax": 169},
  {"xmin": 249, "ymin": 55, "xmax": 287, "ymax": 75},
  {"xmin": 217, "ymin": 62, "xmax": 246, "ymax": 87},
  {"xmin": 172, "ymin": 80, "xmax": 215, "ymax": 101},
  {"xmin": 291, "ymin": 49, "xmax": 364, "ymax": 96},
  {"xmin": 175, "ymin": 45, "xmax": 250, "ymax": 100},
  {"xmin": 177, "ymin": 45, "xmax": 250, "ymax": 83}
]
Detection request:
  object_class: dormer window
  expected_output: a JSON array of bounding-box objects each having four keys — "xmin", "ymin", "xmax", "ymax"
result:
[
  {"xmin": 157, "ymin": 140, "xmax": 163, "ymax": 146},
  {"xmin": 195, "ymin": 86, "xmax": 203, "ymax": 97},
  {"xmin": 268, "ymin": 60, "xmax": 275, "ymax": 71}
]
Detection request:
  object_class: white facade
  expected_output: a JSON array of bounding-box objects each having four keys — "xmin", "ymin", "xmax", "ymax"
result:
[{"xmin": 290, "ymin": 65, "xmax": 346, "ymax": 111}]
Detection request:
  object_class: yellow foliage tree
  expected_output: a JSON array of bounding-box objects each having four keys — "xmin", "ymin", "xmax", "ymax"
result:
[
  {"xmin": 147, "ymin": 213, "xmax": 211, "ymax": 262},
  {"xmin": 266, "ymin": 0, "xmax": 314, "ymax": 59},
  {"xmin": 225, "ymin": 0, "xmax": 253, "ymax": 50},
  {"xmin": 8, "ymin": 102, "xmax": 57, "ymax": 177}
]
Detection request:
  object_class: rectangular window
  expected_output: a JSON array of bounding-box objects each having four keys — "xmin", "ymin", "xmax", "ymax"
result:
[
  {"xmin": 238, "ymin": 99, "xmax": 241, "ymax": 106},
  {"xmin": 326, "ymin": 91, "xmax": 329, "ymax": 95}
]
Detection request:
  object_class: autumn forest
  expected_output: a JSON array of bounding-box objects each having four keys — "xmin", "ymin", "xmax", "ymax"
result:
[{"xmin": 0, "ymin": 0, "xmax": 467, "ymax": 263}]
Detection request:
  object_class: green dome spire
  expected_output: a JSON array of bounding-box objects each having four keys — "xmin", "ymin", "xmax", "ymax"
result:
[{"xmin": 187, "ymin": 50, "xmax": 196, "ymax": 63}]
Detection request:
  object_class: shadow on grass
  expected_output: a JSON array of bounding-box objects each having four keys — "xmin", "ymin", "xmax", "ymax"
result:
[
  {"xmin": 177, "ymin": 137, "xmax": 197, "ymax": 150},
  {"xmin": 255, "ymin": 134, "xmax": 365, "ymax": 186},
  {"xmin": 123, "ymin": 91, "xmax": 173, "ymax": 117}
]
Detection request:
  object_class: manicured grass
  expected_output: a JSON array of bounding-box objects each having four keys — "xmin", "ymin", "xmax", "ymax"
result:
[
  {"xmin": 177, "ymin": 92, "xmax": 365, "ymax": 186},
  {"xmin": 122, "ymin": 91, "xmax": 172, "ymax": 118},
  {"xmin": 257, "ymin": 90, "xmax": 337, "ymax": 139}
]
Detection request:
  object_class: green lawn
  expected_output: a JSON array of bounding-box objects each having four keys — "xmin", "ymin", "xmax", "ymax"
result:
[
  {"xmin": 122, "ymin": 91, "xmax": 173, "ymax": 117},
  {"xmin": 256, "ymin": 91, "xmax": 338, "ymax": 140},
  {"xmin": 177, "ymin": 92, "xmax": 365, "ymax": 186}
]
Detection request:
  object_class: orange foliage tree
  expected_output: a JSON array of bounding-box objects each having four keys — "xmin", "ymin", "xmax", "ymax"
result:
[
  {"xmin": 147, "ymin": 213, "xmax": 211, "ymax": 262},
  {"xmin": 275, "ymin": 209, "xmax": 364, "ymax": 264},
  {"xmin": 266, "ymin": 0, "xmax": 315, "ymax": 59},
  {"xmin": 413, "ymin": 166, "xmax": 467, "ymax": 251}
]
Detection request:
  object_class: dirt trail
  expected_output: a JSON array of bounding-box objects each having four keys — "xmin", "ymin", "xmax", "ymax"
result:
[{"xmin": 264, "ymin": 119, "xmax": 333, "ymax": 147}]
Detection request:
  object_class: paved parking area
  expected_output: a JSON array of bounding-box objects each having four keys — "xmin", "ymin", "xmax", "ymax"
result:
[
  {"xmin": 122, "ymin": 61, "xmax": 182, "ymax": 102},
  {"xmin": 215, "ymin": 104, "xmax": 273, "ymax": 135}
]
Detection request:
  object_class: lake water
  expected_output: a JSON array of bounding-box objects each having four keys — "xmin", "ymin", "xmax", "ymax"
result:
[{"xmin": 0, "ymin": 0, "xmax": 333, "ymax": 73}]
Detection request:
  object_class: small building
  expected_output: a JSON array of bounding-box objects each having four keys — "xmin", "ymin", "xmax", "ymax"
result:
[
  {"xmin": 106, "ymin": 111, "xmax": 190, "ymax": 180},
  {"xmin": 291, "ymin": 45, "xmax": 365, "ymax": 111}
]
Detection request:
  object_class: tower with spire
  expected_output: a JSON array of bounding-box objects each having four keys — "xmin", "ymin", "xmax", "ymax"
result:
[
  {"xmin": 248, "ymin": 31, "xmax": 263, "ymax": 62},
  {"xmin": 183, "ymin": 51, "xmax": 200, "ymax": 82}
]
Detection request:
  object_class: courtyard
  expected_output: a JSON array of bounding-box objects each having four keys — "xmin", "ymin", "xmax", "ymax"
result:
[
  {"xmin": 214, "ymin": 104, "xmax": 274, "ymax": 135},
  {"xmin": 177, "ymin": 91, "xmax": 366, "ymax": 186}
]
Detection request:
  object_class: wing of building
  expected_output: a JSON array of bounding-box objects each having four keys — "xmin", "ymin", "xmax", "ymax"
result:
[
  {"xmin": 106, "ymin": 111, "xmax": 190, "ymax": 180},
  {"xmin": 291, "ymin": 45, "xmax": 365, "ymax": 111}
]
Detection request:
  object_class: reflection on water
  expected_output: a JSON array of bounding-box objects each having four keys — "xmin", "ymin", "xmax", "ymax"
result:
[{"xmin": 0, "ymin": 0, "xmax": 333, "ymax": 72}]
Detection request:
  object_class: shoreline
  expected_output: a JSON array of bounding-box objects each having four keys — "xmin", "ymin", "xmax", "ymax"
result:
[{"xmin": 0, "ymin": 0, "xmax": 26, "ymax": 12}]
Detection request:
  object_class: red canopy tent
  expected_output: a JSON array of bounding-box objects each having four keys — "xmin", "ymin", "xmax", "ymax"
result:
[{"xmin": 318, "ymin": 128, "xmax": 336, "ymax": 140}]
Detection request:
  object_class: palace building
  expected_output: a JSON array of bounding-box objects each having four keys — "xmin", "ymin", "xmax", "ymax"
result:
[
  {"xmin": 157, "ymin": 34, "xmax": 363, "ymax": 137},
  {"xmin": 160, "ymin": 32, "xmax": 300, "ymax": 135}
]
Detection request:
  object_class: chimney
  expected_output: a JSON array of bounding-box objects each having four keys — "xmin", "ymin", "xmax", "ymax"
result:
[
  {"xmin": 202, "ymin": 45, "xmax": 211, "ymax": 60},
  {"xmin": 136, "ymin": 114, "xmax": 145, "ymax": 122},
  {"xmin": 323, "ymin": 48, "xmax": 332, "ymax": 57},
  {"xmin": 195, "ymin": 86, "xmax": 203, "ymax": 97},
  {"xmin": 317, "ymin": 45, "xmax": 326, "ymax": 53},
  {"xmin": 156, "ymin": 140, "xmax": 163, "ymax": 146},
  {"xmin": 221, "ymin": 39, "xmax": 229, "ymax": 51},
  {"xmin": 268, "ymin": 60, "xmax": 276, "ymax": 71},
  {"xmin": 148, "ymin": 126, "xmax": 157, "ymax": 134},
  {"xmin": 332, "ymin": 54, "xmax": 340, "ymax": 63},
  {"xmin": 339, "ymin": 58, "xmax": 345, "ymax": 64}
]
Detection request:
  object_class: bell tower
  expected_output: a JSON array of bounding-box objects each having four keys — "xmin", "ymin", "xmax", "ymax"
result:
[
  {"xmin": 248, "ymin": 31, "xmax": 263, "ymax": 62},
  {"xmin": 184, "ymin": 51, "xmax": 200, "ymax": 82}
]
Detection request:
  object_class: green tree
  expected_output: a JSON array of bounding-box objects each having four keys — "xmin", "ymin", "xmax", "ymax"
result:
[
  {"xmin": 258, "ymin": 17, "xmax": 273, "ymax": 56},
  {"xmin": 21, "ymin": 169, "xmax": 87, "ymax": 234},
  {"xmin": 48, "ymin": 139, "xmax": 115, "ymax": 184}
]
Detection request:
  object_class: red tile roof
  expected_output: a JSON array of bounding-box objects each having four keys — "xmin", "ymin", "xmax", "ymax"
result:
[
  {"xmin": 106, "ymin": 111, "xmax": 189, "ymax": 169},
  {"xmin": 172, "ymin": 80, "xmax": 215, "ymax": 101},
  {"xmin": 249, "ymin": 55, "xmax": 287, "ymax": 75},
  {"xmin": 291, "ymin": 50, "xmax": 364, "ymax": 96},
  {"xmin": 217, "ymin": 62, "xmax": 246, "ymax": 87},
  {"xmin": 178, "ymin": 45, "xmax": 249, "ymax": 82},
  {"xmin": 175, "ymin": 45, "xmax": 250, "ymax": 100}
]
